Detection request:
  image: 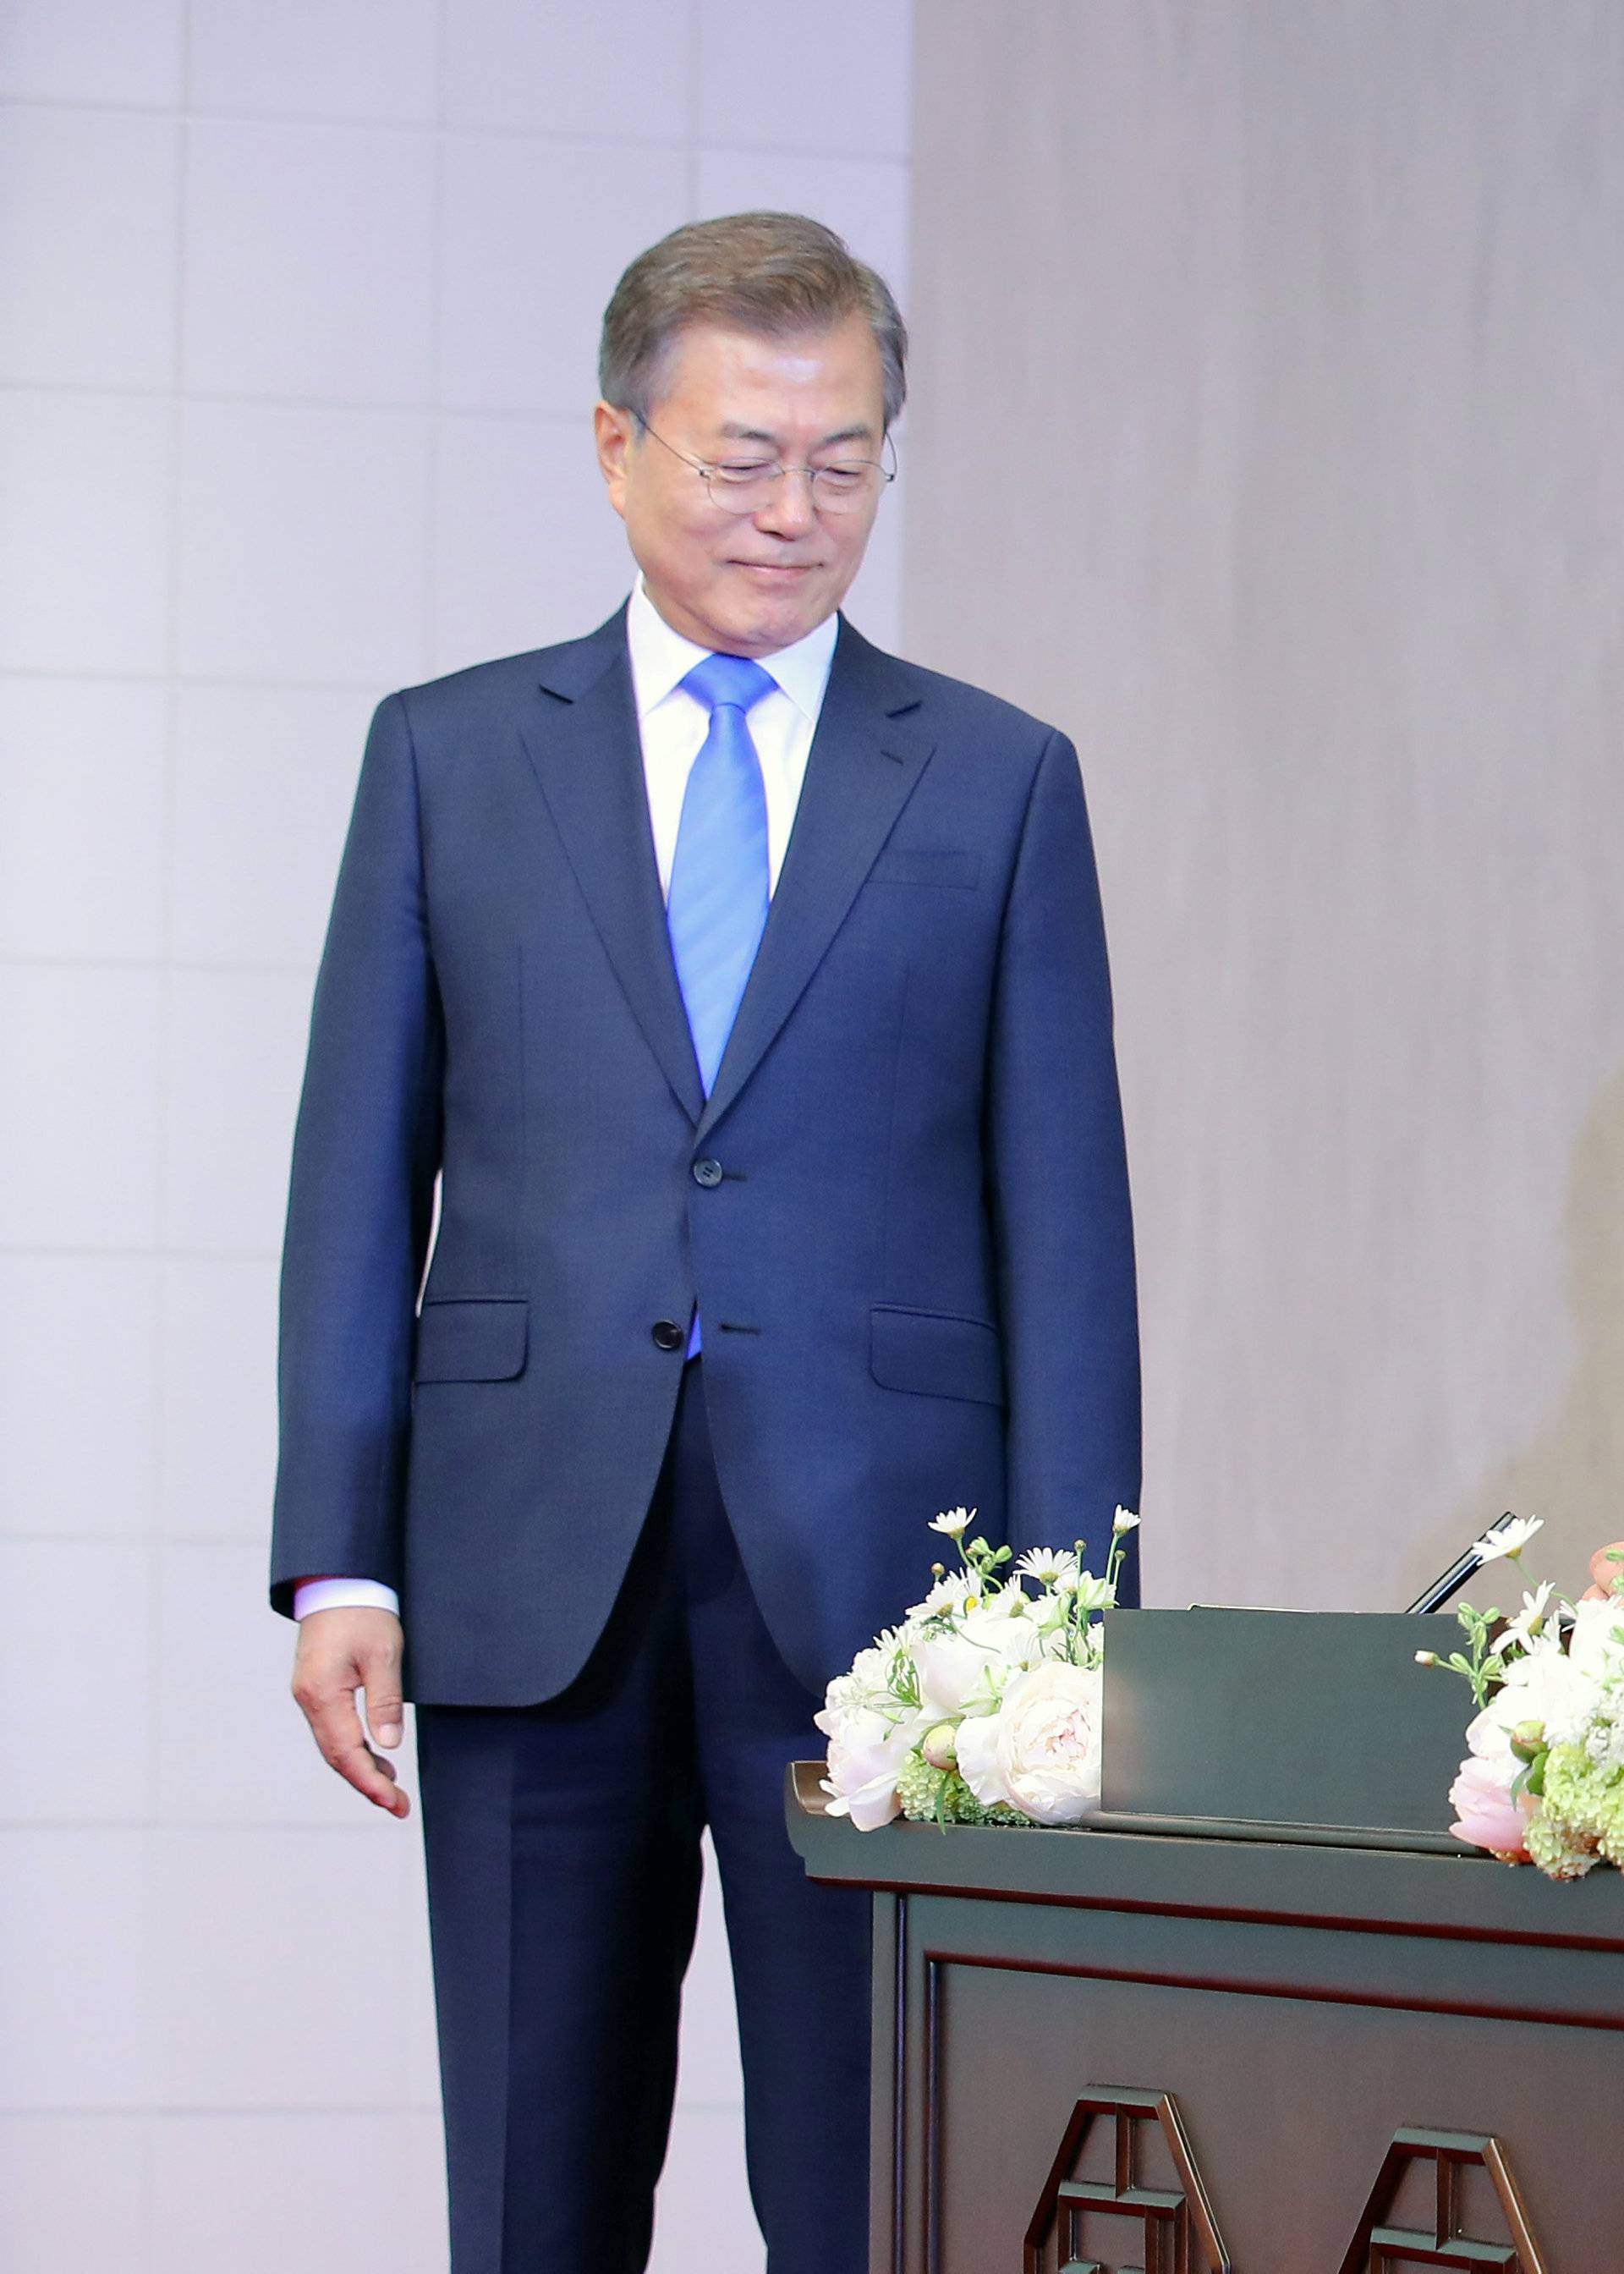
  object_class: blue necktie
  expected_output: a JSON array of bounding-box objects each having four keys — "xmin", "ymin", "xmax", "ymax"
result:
[
  {"xmin": 667, "ymin": 651, "xmax": 776, "ymax": 1357},
  {"xmin": 667, "ymin": 652, "xmax": 777, "ymax": 1095}
]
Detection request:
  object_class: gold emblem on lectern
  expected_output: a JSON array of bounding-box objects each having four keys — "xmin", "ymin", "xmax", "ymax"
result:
[
  {"xmin": 1023, "ymin": 2085, "xmax": 1232, "ymax": 2274},
  {"xmin": 1337, "ymin": 2128, "xmax": 1548, "ymax": 2273}
]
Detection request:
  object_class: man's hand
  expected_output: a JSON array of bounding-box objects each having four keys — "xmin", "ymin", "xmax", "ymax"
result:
[
  {"xmin": 1581, "ymin": 1541, "xmax": 1624, "ymax": 1602},
  {"xmin": 291, "ymin": 1607, "xmax": 411, "ymax": 1817}
]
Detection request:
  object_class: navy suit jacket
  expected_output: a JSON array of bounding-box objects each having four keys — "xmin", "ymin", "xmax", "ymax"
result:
[{"xmin": 269, "ymin": 603, "xmax": 1140, "ymax": 1705}]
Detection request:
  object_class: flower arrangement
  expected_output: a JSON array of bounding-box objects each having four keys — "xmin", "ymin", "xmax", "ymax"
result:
[
  {"xmin": 815, "ymin": 1506, "xmax": 1139, "ymax": 1831},
  {"xmin": 1421, "ymin": 1520, "xmax": 1624, "ymax": 1880}
]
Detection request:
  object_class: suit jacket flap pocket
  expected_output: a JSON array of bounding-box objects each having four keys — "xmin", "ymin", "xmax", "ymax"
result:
[
  {"xmin": 870, "ymin": 1305, "xmax": 1004, "ymax": 1406},
  {"xmin": 414, "ymin": 1298, "xmax": 529, "ymax": 1383}
]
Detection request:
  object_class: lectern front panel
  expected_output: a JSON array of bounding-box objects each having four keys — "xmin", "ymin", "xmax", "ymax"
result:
[{"xmin": 912, "ymin": 1902, "xmax": 1615, "ymax": 2271}]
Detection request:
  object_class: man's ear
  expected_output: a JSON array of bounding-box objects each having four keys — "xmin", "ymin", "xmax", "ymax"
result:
[{"xmin": 594, "ymin": 401, "xmax": 634, "ymax": 519}]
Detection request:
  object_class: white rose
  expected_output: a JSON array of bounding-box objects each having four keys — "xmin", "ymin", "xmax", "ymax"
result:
[
  {"xmin": 956, "ymin": 1662, "xmax": 1105, "ymax": 1826},
  {"xmin": 958, "ymin": 1596, "xmax": 1048, "ymax": 1674},
  {"xmin": 1468, "ymin": 1638, "xmax": 1596, "ymax": 1764},
  {"xmin": 816, "ymin": 1673, "xmax": 870, "ymax": 1740},
  {"xmin": 1566, "ymin": 1596, "xmax": 1624, "ymax": 1688},
  {"xmin": 817, "ymin": 1665, "xmax": 893, "ymax": 1746},
  {"xmin": 911, "ymin": 1625, "xmax": 997, "ymax": 1717},
  {"xmin": 992, "ymin": 1661, "xmax": 1106, "ymax": 1825},
  {"xmin": 912, "ymin": 1594, "xmax": 1046, "ymax": 1716},
  {"xmin": 819, "ymin": 1705, "xmax": 921, "ymax": 1832},
  {"xmin": 953, "ymin": 1706, "xmax": 1012, "ymax": 1811}
]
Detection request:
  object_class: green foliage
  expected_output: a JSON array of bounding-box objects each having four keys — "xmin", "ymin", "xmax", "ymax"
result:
[
  {"xmin": 894, "ymin": 1750, "xmax": 1033, "ymax": 1832},
  {"xmin": 1533, "ymin": 1739, "xmax": 1624, "ymax": 1876},
  {"xmin": 1444, "ymin": 1601, "xmax": 1510, "ymax": 1707},
  {"xmin": 887, "ymin": 1645, "xmax": 921, "ymax": 1711}
]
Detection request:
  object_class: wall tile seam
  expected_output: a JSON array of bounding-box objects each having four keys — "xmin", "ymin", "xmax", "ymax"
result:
[
  {"xmin": 0, "ymin": 2098, "xmax": 743, "ymax": 2119},
  {"xmin": 0, "ymin": 96, "xmax": 904, "ymax": 166},
  {"xmin": 0, "ymin": 1823, "xmax": 428, "ymax": 1836},
  {"xmin": 0, "ymin": 956, "xmax": 318, "ymax": 976},
  {"xmin": 683, "ymin": 0, "xmax": 703, "ymax": 214},
  {"xmin": 0, "ymin": 381, "xmax": 611, "ymax": 426},
  {"xmin": 140, "ymin": 17, "xmax": 179, "ymax": 1934},
  {"xmin": 430, "ymin": 0, "xmax": 449, "ymax": 139},
  {"xmin": 0, "ymin": 1822, "xmax": 425, "ymax": 1841},
  {"xmin": 0, "ymin": 669, "xmax": 416, "ymax": 692},
  {"xmin": 0, "ymin": 1540, "xmax": 279, "ymax": 1551},
  {"xmin": 0, "ymin": 1244, "xmax": 280, "ymax": 1261},
  {"xmin": 0, "ymin": 2103, "xmax": 445, "ymax": 2118},
  {"xmin": 0, "ymin": 1833, "xmax": 752, "ymax": 1866},
  {"xmin": 0, "ymin": 98, "xmax": 687, "ymax": 150},
  {"xmin": 421, "ymin": 3, "xmax": 449, "ymax": 672}
]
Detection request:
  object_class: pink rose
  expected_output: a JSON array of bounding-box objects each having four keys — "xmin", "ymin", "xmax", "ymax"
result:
[{"xmin": 1448, "ymin": 1754, "xmax": 1533, "ymax": 1862}]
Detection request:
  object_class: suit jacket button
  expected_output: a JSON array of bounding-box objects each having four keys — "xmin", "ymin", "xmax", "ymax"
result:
[
  {"xmin": 692, "ymin": 1157, "xmax": 723, "ymax": 1188},
  {"xmin": 651, "ymin": 1319, "xmax": 685, "ymax": 1351}
]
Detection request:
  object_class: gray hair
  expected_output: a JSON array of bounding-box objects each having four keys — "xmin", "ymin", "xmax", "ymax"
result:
[{"xmin": 599, "ymin": 211, "xmax": 907, "ymax": 431}]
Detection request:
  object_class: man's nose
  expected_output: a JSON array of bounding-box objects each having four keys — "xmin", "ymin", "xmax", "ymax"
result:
[{"xmin": 754, "ymin": 466, "xmax": 817, "ymax": 538}]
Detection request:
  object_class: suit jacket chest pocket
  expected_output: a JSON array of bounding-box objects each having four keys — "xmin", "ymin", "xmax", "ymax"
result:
[{"xmin": 870, "ymin": 847, "xmax": 980, "ymax": 890}]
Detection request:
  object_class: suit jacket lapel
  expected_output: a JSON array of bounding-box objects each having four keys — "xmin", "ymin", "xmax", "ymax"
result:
[
  {"xmin": 697, "ymin": 617, "xmax": 935, "ymax": 1140},
  {"xmin": 516, "ymin": 607, "xmax": 705, "ymax": 1126}
]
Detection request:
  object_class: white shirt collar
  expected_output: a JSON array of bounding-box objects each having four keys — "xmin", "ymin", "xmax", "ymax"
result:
[{"xmin": 625, "ymin": 573, "xmax": 839, "ymax": 725}]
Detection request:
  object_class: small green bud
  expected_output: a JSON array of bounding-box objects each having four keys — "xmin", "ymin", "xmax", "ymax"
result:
[
  {"xmin": 921, "ymin": 1722, "xmax": 958, "ymax": 1771},
  {"xmin": 1510, "ymin": 1720, "xmax": 1546, "ymax": 1762}
]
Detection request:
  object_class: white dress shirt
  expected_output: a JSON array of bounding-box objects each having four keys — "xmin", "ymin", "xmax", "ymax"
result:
[{"xmin": 293, "ymin": 579, "xmax": 839, "ymax": 1622}]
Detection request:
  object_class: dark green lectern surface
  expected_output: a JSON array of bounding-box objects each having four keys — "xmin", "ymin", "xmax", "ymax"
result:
[{"xmin": 788, "ymin": 1610, "xmax": 1624, "ymax": 2274}]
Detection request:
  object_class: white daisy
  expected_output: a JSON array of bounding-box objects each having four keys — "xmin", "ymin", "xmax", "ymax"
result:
[
  {"xmin": 1112, "ymin": 1508, "xmax": 1141, "ymax": 1534},
  {"xmin": 915, "ymin": 1571, "xmax": 974, "ymax": 1619},
  {"xmin": 1014, "ymin": 1548, "xmax": 1080, "ymax": 1588},
  {"xmin": 1472, "ymin": 1514, "xmax": 1543, "ymax": 1563},
  {"xmin": 929, "ymin": 1507, "xmax": 975, "ymax": 1539},
  {"xmin": 1501, "ymin": 1580, "xmax": 1555, "ymax": 1652}
]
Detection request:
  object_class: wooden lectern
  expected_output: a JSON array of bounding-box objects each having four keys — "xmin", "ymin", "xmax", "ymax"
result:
[{"xmin": 788, "ymin": 1609, "xmax": 1623, "ymax": 2272}]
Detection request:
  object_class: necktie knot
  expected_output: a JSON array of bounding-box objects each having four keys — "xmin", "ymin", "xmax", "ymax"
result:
[{"xmin": 681, "ymin": 651, "xmax": 776, "ymax": 717}]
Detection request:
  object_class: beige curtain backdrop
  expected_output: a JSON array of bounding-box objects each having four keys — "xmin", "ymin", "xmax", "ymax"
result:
[{"xmin": 904, "ymin": 3, "xmax": 1624, "ymax": 1614}]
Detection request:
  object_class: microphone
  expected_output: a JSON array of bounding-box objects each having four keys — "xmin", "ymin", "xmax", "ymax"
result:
[{"xmin": 1404, "ymin": 1513, "xmax": 1520, "ymax": 1614}]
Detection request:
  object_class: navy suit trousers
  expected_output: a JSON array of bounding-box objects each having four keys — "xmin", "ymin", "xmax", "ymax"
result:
[{"xmin": 415, "ymin": 1358, "xmax": 873, "ymax": 2273}]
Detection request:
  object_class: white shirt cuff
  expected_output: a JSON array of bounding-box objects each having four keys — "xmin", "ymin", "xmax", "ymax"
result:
[{"xmin": 293, "ymin": 1576, "xmax": 402, "ymax": 1620}]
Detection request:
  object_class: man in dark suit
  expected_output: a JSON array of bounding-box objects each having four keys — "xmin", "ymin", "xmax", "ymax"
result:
[{"xmin": 272, "ymin": 211, "xmax": 1139, "ymax": 2274}]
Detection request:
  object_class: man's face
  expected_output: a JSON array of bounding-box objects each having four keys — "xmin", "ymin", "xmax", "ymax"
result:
[{"xmin": 595, "ymin": 315, "xmax": 888, "ymax": 657}]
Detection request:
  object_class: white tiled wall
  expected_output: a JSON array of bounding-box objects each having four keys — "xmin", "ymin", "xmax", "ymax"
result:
[{"xmin": 0, "ymin": 4, "xmax": 911, "ymax": 2269}]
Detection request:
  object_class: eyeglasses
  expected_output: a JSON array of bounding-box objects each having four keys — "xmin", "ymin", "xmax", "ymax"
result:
[{"xmin": 634, "ymin": 415, "xmax": 896, "ymax": 517}]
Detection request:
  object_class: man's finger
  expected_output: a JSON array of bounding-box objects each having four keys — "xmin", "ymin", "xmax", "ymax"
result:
[
  {"xmin": 358, "ymin": 1738, "xmax": 410, "ymax": 1815},
  {"xmin": 294, "ymin": 1674, "xmax": 410, "ymax": 1815},
  {"xmin": 359, "ymin": 1650, "xmax": 404, "ymax": 1751},
  {"xmin": 317, "ymin": 1703, "xmax": 412, "ymax": 1816}
]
